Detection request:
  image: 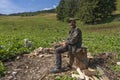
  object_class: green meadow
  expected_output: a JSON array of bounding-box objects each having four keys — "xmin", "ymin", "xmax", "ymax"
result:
[
  {"xmin": 0, "ymin": 13, "xmax": 120, "ymax": 76},
  {"xmin": 0, "ymin": 13, "xmax": 120, "ymax": 59},
  {"xmin": 0, "ymin": 14, "xmax": 68, "ymax": 60}
]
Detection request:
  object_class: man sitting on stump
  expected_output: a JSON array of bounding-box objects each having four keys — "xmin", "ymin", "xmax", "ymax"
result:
[{"xmin": 50, "ymin": 18, "xmax": 82, "ymax": 73}]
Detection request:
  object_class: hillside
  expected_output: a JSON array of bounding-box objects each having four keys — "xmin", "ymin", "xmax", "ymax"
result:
[{"xmin": 0, "ymin": 9, "xmax": 56, "ymax": 16}]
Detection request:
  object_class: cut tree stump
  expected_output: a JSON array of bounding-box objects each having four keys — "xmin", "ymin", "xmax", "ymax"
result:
[{"xmin": 73, "ymin": 47, "xmax": 88, "ymax": 70}]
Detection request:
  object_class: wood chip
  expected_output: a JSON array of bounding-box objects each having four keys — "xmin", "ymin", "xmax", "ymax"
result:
[{"xmin": 117, "ymin": 62, "xmax": 120, "ymax": 65}]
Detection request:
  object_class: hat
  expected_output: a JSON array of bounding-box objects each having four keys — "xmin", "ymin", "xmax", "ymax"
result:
[
  {"xmin": 69, "ymin": 18, "xmax": 76, "ymax": 23},
  {"xmin": 69, "ymin": 18, "xmax": 75, "ymax": 21}
]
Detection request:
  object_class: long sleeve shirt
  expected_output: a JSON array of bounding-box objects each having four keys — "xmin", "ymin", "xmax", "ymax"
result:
[{"xmin": 66, "ymin": 27, "xmax": 82, "ymax": 48}]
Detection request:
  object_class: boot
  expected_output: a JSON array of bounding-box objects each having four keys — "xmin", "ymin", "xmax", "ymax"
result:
[{"xmin": 49, "ymin": 67, "xmax": 62, "ymax": 73}]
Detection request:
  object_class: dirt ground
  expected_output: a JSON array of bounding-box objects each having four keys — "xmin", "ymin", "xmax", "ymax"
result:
[
  {"xmin": 0, "ymin": 51, "xmax": 120, "ymax": 80},
  {"xmin": 0, "ymin": 52, "xmax": 75, "ymax": 80}
]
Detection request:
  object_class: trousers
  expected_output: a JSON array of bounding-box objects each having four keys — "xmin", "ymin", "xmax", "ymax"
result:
[{"xmin": 55, "ymin": 45, "xmax": 74, "ymax": 68}]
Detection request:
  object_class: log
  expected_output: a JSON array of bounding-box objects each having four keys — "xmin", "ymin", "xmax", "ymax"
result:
[{"xmin": 73, "ymin": 47, "xmax": 88, "ymax": 70}]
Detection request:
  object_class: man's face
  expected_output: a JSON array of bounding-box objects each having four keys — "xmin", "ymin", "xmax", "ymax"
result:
[{"xmin": 70, "ymin": 20, "xmax": 76, "ymax": 28}]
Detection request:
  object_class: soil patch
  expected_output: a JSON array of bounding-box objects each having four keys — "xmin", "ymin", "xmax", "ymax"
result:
[{"xmin": 0, "ymin": 50, "xmax": 120, "ymax": 80}]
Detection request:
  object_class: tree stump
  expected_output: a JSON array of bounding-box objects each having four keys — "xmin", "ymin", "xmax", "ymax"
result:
[{"xmin": 73, "ymin": 47, "xmax": 88, "ymax": 70}]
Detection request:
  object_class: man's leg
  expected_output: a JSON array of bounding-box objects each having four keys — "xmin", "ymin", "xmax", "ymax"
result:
[
  {"xmin": 50, "ymin": 46, "xmax": 68, "ymax": 73},
  {"xmin": 67, "ymin": 46, "xmax": 74, "ymax": 69}
]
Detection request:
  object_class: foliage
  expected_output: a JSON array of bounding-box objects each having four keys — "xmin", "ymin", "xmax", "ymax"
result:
[
  {"xmin": 0, "ymin": 35, "xmax": 32, "ymax": 61},
  {"xmin": 77, "ymin": 0, "xmax": 98, "ymax": 24},
  {"xmin": 110, "ymin": 65, "xmax": 120, "ymax": 72},
  {"xmin": 57, "ymin": 0, "xmax": 116, "ymax": 24},
  {"xmin": 64, "ymin": 0, "xmax": 78, "ymax": 18},
  {"xmin": 78, "ymin": 0, "xmax": 116, "ymax": 23},
  {"xmin": 56, "ymin": 0, "xmax": 66, "ymax": 21},
  {"xmin": 0, "ymin": 61, "xmax": 6, "ymax": 77},
  {"xmin": 57, "ymin": 0, "xmax": 79, "ymax": 21}
]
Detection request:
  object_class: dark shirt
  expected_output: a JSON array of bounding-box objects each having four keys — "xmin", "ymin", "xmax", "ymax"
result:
[{"xmin": 66, "ymin": 27, "xmax": 82, "ymax": 53}]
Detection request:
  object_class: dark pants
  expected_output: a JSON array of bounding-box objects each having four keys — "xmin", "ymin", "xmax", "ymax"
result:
[{"xmin": 55, "ymin": 45, "xmax": 74, "ymax": 69}]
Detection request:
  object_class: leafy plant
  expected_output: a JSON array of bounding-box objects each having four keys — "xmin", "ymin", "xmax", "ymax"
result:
[
  {"xmin": 110, "ymin": 65, "xmax": 120, "ymax": 72},
  {"xmin": 0, "ymin": 61, "xmax": 6, "ymax": 77}
]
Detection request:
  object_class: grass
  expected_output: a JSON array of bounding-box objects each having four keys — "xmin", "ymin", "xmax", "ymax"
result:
[
  {"xmin": 0, "ymin": 13, "xmax": 120, "ymax": 78},
  {"xmin": 0, "ymin": 14, "xmax": 69, "ymax": 48},
  {"xmin": 81, "ymin": 22, "xmax": 120, "ymax": 55}
]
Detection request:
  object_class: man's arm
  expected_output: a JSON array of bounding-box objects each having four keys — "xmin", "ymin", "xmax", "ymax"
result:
[{"xmin": 66, "ymin": 29, "xmax": 80, "ymax": 45}]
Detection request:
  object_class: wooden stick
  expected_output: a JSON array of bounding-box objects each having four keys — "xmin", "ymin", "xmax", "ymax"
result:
[{"xmin": 76, "ymin": 68, "xmax": 85, "ymax": 79}]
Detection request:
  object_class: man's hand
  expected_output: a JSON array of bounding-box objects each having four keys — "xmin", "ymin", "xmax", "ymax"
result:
[{"xmin": 60, "ymin": 42, "xmax": 67, "ymax": 47}]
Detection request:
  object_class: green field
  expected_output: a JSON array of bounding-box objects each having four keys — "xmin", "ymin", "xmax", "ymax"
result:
[
  {"xmin": 0, "ymin": 14, "xmax": 69, "ymax": 60},
  {"xmin": 0, "ymin": 13, "xmax": 120, "ymax": 59},
  {"xmin": 0, "ymin": 13, "xmax": 120, "ymax": 76}
]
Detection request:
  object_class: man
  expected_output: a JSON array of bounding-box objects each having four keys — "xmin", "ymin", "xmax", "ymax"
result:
[{"xmin": 50, "ymin": 18, "xmax": 82, "ymax": 73}]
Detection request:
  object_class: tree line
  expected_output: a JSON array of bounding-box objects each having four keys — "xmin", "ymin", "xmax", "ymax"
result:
[
  {"xmin": 56, "ymin": 0, "xmax": 116, "ymax": 24},
  {"xmin": 0, "ymin": 9, "xmax": 56, "ymax": 16},
  {"xmin": 9, "ymin": 9, "xmax": 56, "ymax": 16}
]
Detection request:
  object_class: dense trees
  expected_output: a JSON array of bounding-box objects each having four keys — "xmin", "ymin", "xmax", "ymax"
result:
[
  {"xmin": 57, "ymin": 0, "xmax": 78, "ymax": 21},
  {"xmin": 56, "ymin": 0, "xmax": 116, "ymax": 24},
  {"xmin": 56, "ymin": 0, "xmax": 66, "ymax": 21}
]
